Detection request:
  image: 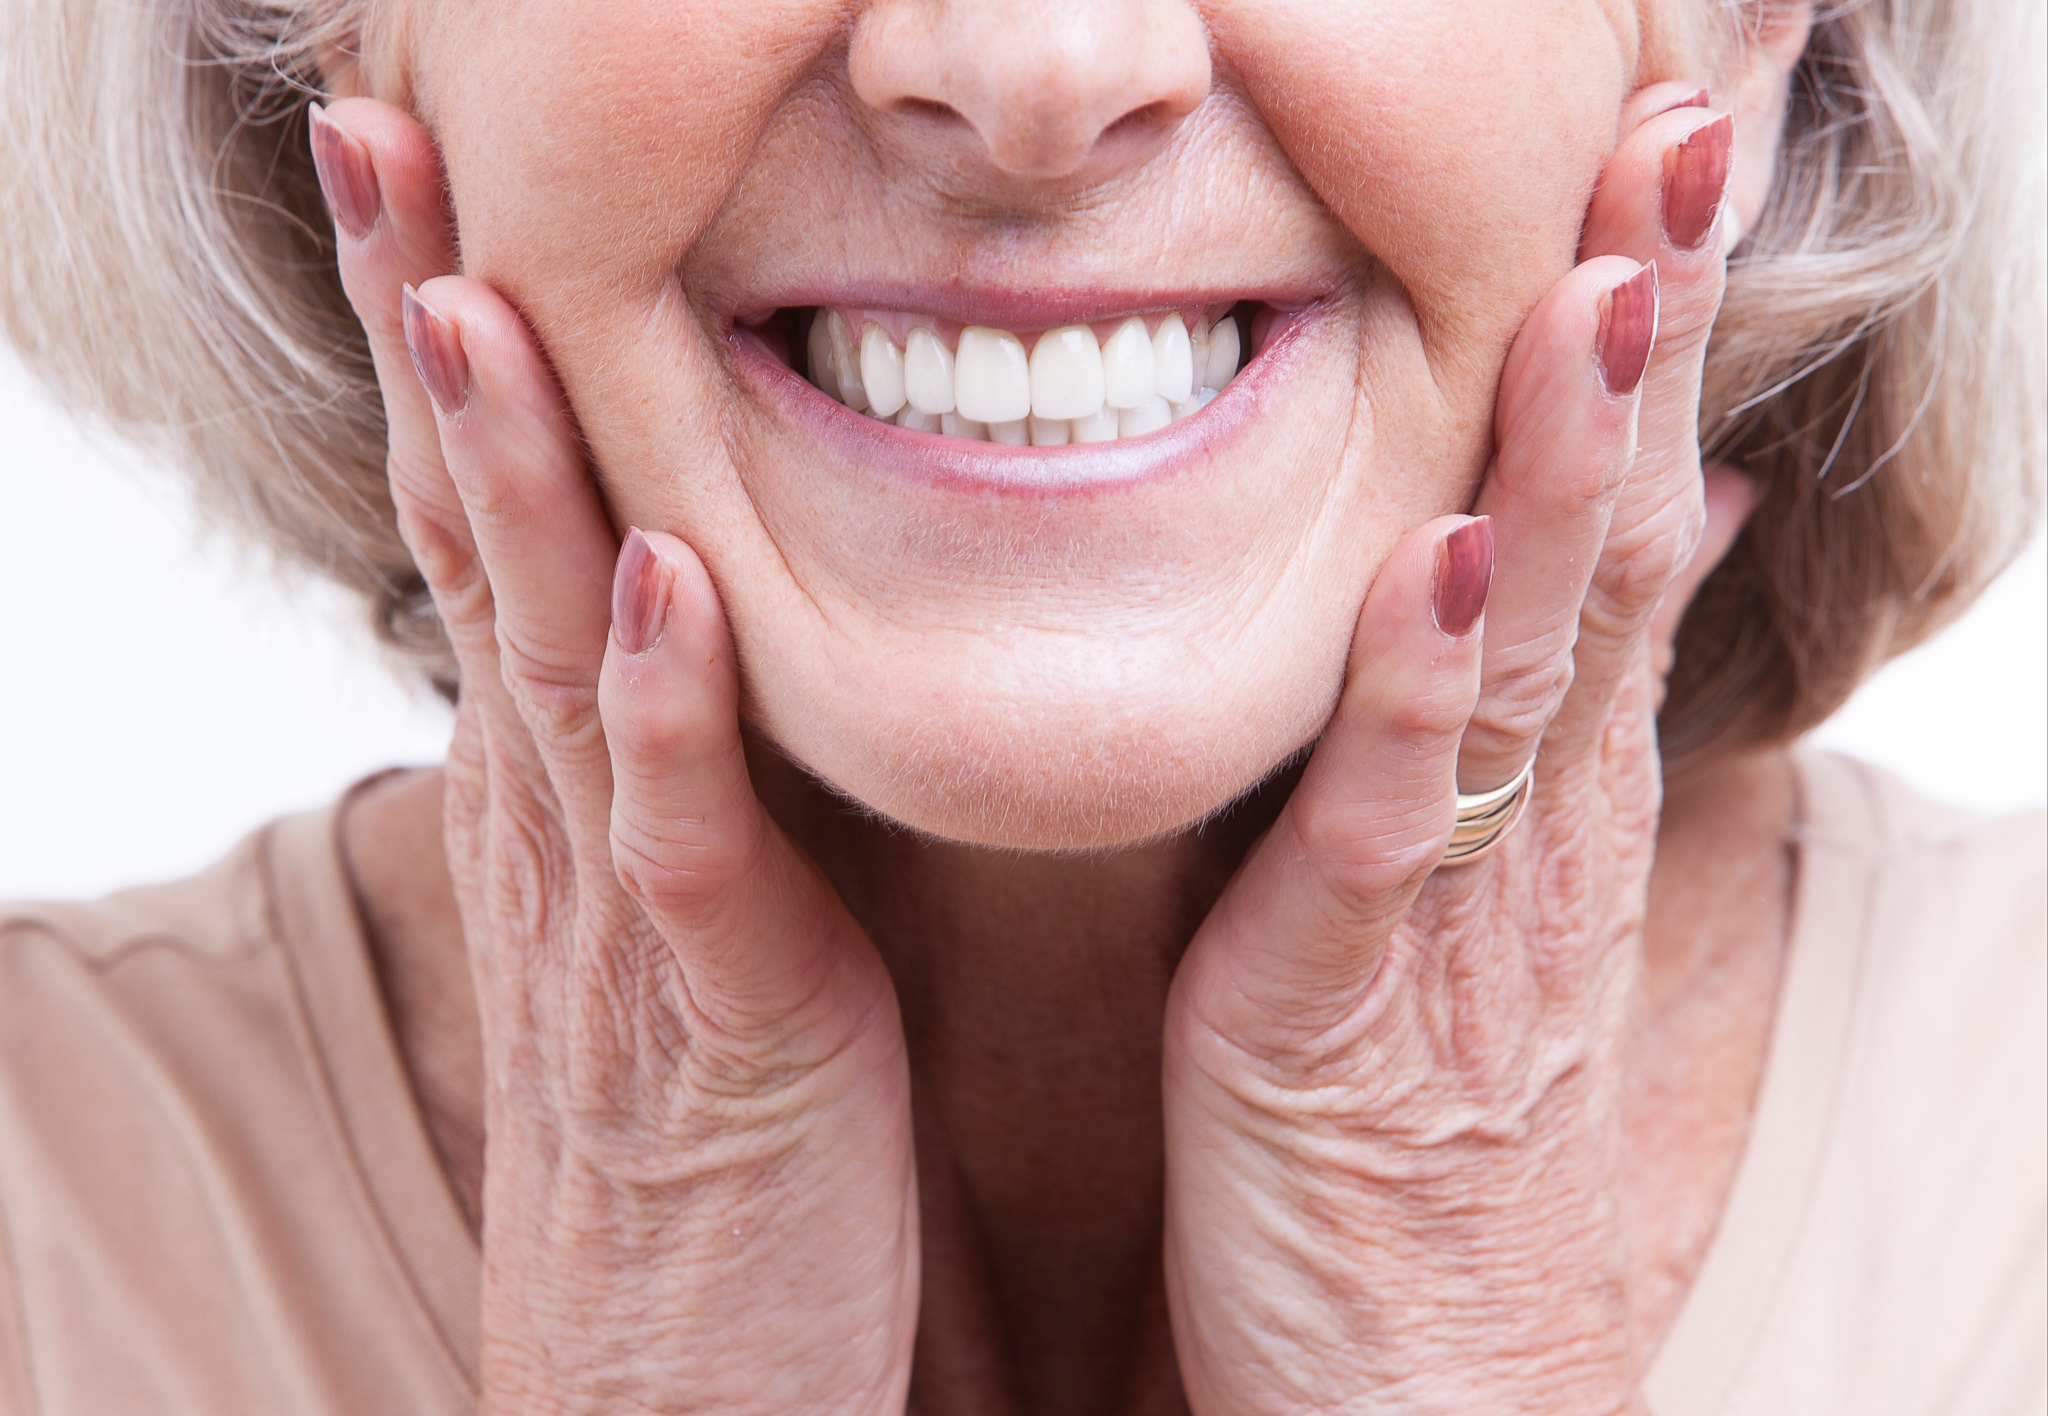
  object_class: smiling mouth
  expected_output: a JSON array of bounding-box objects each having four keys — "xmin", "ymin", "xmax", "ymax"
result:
[{"xmin": 753, "ymin": 302, "xmax": 1273, "ymax": 446}]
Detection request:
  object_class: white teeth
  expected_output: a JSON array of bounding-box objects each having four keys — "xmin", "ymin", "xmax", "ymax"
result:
[
  {"xmin": 954, "ymin": 326, "xmax": 1032, "ymax": 424},
  {"xmin": 1152, "ymin": 314, "xmax": 1194, "ymax": 404},
  {"xmin": 1071, "ymin": 407, "xmax": 1121, "ymax": 443},
  {"xmin": 1028, "ymin": 324, "xmax": 1106, "ymax": 420},
  {"xmin": 1101, "ymin": 317, "xmax": 1157, "ymax": 409},
  {"xmin": 828, "ymin": 310, "xmax": 869, "ymax": 411},
  {"xmin": 905, "ymin": 327, "xmax": 956, "ymax": 414},
  {"xmin": 811, "ymin": 306, "xmax": 1249, "ymax": 443},
  {"xmin": 1029, "ymin": 415, "xmax": 1070, "ymax": 446},
  {"xmin": 860, "ymin": 322, "xmax": 907, "ymax": 418},
  {"xmin": 1205, "ymin": 316, "xmax": 1241, "ymax": 390},
  {"xmin": 1118, "ymin": 394, "xmax": 1173, "ymax": 439}
]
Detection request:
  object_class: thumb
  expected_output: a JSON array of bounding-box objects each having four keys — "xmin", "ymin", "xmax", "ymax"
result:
[
  {"xmin": 598, "ymin": 529, "xmax": 872, "ymax": 1041},
  {"xmin": 1183, "ymin": 515, "xmax": 1491, "ymax": 1043}
]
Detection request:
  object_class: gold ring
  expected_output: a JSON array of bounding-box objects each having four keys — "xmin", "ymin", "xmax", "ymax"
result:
[{"xmin": 1441, "ymin": 758, "xmax": 1534, "ymax": 866}]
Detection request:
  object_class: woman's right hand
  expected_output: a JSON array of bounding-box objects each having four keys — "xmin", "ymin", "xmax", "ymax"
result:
[{"xmin": 310, "ymin": 99, "xmax": 918, "ymax": 1416}]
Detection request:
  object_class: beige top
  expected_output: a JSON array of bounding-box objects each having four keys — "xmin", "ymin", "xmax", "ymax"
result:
[{"xmin": 0, "ymin": 752, "xmax": 2039, "ymax": 1415}]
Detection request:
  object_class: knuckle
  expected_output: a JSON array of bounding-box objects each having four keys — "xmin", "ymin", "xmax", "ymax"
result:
[
  {"xmin": 1596, "ymin": 498, "xmax": 1703, "ymax": 611},
  {"xmin": 1292, "ymin": 792, "xmax": 1448, "ymax": 903},
  {"xmin": 484, "ymin": 792, "xmax": 577, "ymax": 930},
  {"xmin": 425, "ymin": 541, "xmax": 494, "ymax": 633},
  {"xmin": 1496, "ymin": 438, "xmax": 1621, "ymax": 513},
  {"xmin": 451, "ymin": 459, "xmax": 532, "ymax": 534},
  {"xmin": 610, "ymin": 810, "xmax": 767, "ymax": 922},
  {"xmin": 446, "ymin": 447, "xmax": 581, "ymax": 540},
  {"xmin": 1599, "ymin": 535, "xmax": 1683, "ymax": 614},
  {"xmin": 495, "ymin": 629, "xmax": 601, "ymax": 746},
  {"xmin": 1383, "ymin": 681, "xmax": 1475, "ymax": 748},
  {"xmin": 1475, "ymin": 642, "xmax": 1577, "ymax": 747},
  {"xmin": 602, "ymin": 680, "xmax": 690, "ymax": 763}
]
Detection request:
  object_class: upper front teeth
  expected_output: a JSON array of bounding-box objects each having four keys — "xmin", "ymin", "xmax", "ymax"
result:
[
  {"xmin": 808, "ymin": 308, "xmax": 1242, "ymax": 443},
  {"xmin": 954, "ymin": 327, "xmax": 1032, "ymax": 424}
]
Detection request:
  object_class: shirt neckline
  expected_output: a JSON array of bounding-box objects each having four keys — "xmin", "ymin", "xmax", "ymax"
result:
[
  {"xmin": 1643, "ymin": 751, "xmax": 1884, "ymax": 1414},
  {"xmin": 261, "ymin": 792, "xmax": 482, "ymax": 1395}
]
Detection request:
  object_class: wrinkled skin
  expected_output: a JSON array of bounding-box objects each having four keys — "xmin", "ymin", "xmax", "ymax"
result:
[{"xmin": 316, "ymin": 0, "xmax": 1814, "ymax": 1411}]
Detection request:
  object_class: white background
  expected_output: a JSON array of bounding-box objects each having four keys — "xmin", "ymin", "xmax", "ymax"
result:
[{"xmin": 3, "ymin": 354, "xmax": 2043, "ymax": 901}]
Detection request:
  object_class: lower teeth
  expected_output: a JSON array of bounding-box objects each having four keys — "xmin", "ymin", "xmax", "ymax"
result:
[{"xmin": 806, "ymin": 307, "xmax": 1242, "ymax": 443}]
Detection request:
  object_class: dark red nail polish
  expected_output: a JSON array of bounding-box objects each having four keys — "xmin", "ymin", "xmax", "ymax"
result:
[
  {"xmin": 402, "ymin": 285, "xmax": 470, "ymax": 414},
  {"xmin": 308, "ymin": 103, "xmax": 380, "ymax": 241},
  {"xmin": 1434, "ymin": 517, "xmax": 1494, "ymax": 637},
  {"xmin": 1662, "ymin": 113, "xmax": 1734, "ymax": 251},
  {"xmin": 612, "ymin": 528, "xmax": 669, "ymax": 655},
  {"xmin": 1596, "ymin": 264, "xmax": 1659, "ymax": 399}
]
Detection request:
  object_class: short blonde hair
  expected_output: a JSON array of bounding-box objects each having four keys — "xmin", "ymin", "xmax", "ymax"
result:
[{"xmin": 2, "ymin": 0, "xmax": 2042, "ymax": 755}]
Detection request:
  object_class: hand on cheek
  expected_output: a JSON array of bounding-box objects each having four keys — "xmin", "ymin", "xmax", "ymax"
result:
[
  {"xmin": 311, "ymin": 98, "xmax": 920, "ymax": 1416},
  {"xmin": 1162, "ymin": 89, "xmax": 1738, "ymax": 1416}
]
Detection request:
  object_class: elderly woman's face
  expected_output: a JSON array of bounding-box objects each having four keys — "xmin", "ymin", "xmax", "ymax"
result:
[{"xmin": 404, "ymin": 0, "xmax": 1692, "ymax": 849}]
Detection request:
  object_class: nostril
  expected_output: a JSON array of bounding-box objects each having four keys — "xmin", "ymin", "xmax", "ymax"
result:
[
  {"xmin": 1104, "ymin": 101, "xmax": 1172, "ymax": 140},
  {"xmin": 897, "ymin": 96, "xmax": 963, "ymax": 125},
  {"xmin": 848, "ymin": 0, "xmax": 1211, "ymax": 184}
]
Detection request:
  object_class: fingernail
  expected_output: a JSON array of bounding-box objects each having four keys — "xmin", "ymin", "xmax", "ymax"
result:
[
  {"xmin": 613, "ymin": 529, "xmax": 669, "ymax": 655},
  {"xmin": 1662, "ymin": 112, "xmax": 1734, "ymax": 251},
  {"xmin": 308, "ymin": 103, "xmax": 380, "ymax": 241},
  {"xmin": 1433, "ymin": 516, "xmax": 1494, "ymax": 638},
  {"xmin": 402, "ymin": 285, "xmax": 470, "ymax": 414},
  {"xmin": 1596, "ymin": 264, "xmax": 1659, "ymax": 399}
]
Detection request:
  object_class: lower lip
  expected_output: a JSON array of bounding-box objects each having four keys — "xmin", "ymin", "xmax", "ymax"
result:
[{"xmin": 726, "ymin": 308, "xmax": 1318, "ymax": 499}]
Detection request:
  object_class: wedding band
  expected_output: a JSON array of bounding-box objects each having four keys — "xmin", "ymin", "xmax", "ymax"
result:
[{"xmin": 1441, "ymin": 758, "xmax": 1534, "ymax": 866}]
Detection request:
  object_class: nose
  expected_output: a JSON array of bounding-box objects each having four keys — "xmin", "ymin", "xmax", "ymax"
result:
[{"xmin": 848, "ymin": 0, "xmax": 1212, "ymax": 180}]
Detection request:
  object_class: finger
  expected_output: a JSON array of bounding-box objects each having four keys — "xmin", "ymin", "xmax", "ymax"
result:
[
  {"xmin": 311, "ymin": 100, "xmax": 541, "ymax": 790},
  {"xmin": 600, "ymin": 530, "xmax": 876, "ymax": 1036},
  {"xmin": 402, "ymin": 276, "xmax": 622, "ymax": 861},
  {"xmin": 1583, "ymin": 106, "xmax": 1731, "ymax": 473},
  {"xmin": 1185, "ymin": 515, "xmax": 1491, "ymax": 1038},
  {"xmin": 1456, "ymin": 258, "xmax": 1657, "ymax": 793},
  {"xmin": 309, "ymin": 100, "xmax": 464, "ymax": 549},
  {"xmin": 1548, "ymin": 109, "xmax": 1736, "ymax": 763},
  {"xmin": 1648, "ymin": 463, "xmax": 1761, "ymax": 686}
]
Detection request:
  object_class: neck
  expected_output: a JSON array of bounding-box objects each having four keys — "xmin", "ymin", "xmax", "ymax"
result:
[{"xmin": 752, "ymin": 741, "xmax": 1300, "ymax": 1412}]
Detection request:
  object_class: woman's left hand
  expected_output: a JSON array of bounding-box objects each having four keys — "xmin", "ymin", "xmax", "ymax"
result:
[{"xmin": 1163, "ymin": 89, "xmax": 1738, "ymax": 1415}]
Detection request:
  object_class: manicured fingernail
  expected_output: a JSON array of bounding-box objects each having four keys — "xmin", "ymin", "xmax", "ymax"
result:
[
  {"xmin": 1596, "ymin": 264, "xmax": 1659, "ymax": 399},
  {"xmin": 402, "ymin": 285, "xmax": 470, "ymax": 414},
  {"xmin": 1662, "ymin": 113, "xmax": 1734, "ymax": 251},
  {"xmin": 612, "ymin": 529, "xmax": 669, "ymax": 655},
  {"xmin": 308, "ymin": 103, "xmax": 380, "ymax": 241},
  {"xmin": 1433, "ymin": 516, "xmax": 1494, "ymax": 638}
]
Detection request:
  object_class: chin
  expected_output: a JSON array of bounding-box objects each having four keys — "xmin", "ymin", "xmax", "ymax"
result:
[{"xmin": 746, "ymin": 629, "xmax": 1342, "ymax": 852}]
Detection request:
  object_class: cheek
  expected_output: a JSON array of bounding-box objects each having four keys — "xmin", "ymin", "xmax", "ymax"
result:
[
  {"xmin": 1211, "ymin": 0, "xmax": 1630, "ymax": 371},
  {"xmin": 420, "ymin": 0, "xmax": 841, "ymax": 291}
]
